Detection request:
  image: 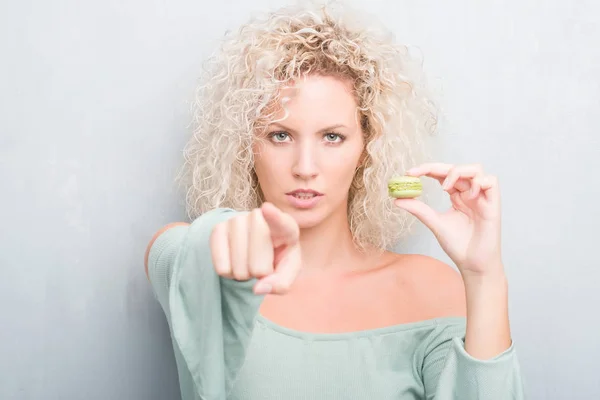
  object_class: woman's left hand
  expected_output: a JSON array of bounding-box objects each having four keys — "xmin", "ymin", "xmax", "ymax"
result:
[{"xmin": 394, "ymin": 163, "xmax": 505, "ymax": 279}]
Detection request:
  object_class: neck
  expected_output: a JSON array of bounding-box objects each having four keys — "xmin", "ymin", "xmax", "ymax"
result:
[{"xmin": 297, "ymin": 205, "xmax": 375, "ymax": 271}]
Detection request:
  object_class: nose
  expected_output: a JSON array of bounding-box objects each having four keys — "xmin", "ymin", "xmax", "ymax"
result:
[{"xmin": 291, "ymin": 141, "xmax": 318, "ymax": 180}]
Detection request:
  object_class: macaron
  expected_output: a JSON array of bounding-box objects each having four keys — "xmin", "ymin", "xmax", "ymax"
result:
[{"xmin": 388, "ymin": 176, "xmax": 423, "ymax": 198}]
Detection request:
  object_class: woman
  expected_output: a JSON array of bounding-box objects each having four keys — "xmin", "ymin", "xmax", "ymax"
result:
[{"xmin": 144, "ymin": 3, "xmax": 525, "ymax": 399}]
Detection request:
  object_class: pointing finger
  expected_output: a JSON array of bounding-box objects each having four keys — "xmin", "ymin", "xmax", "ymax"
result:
[{"xmin": 261, "ymin": 202, "xmax": 299, "ymax": 247}]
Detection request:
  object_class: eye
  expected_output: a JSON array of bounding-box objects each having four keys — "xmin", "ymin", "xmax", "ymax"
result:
[
  {"xmin": 269, "ymin": 131, "xmax": 291, "ymax": 143},
  {"xmin": 324, "ymin": 133, "xmax": 345, "ymax": 143}
]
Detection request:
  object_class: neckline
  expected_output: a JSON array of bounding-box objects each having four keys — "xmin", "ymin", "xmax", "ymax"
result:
[{"xmin": 255, "ymin": 313, "xmax": 466, "ymax": 341}]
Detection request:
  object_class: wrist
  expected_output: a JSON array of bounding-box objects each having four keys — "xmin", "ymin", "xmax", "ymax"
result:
[
  {"xmin": 462, "ymin": 269, "xmax": 509, "ymax": 309},
  {"xmin": 460, "ymin": 261, "xmax": 506, "ymax": 285},
  {"xmin": 463, "ymin": 270, "xmax": 507, "ymax": 286}
]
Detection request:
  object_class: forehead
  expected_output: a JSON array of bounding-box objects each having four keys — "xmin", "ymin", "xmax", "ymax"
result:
[{"xmin": 268, "ymin": 75, "xmax": 360, "ymax": 127}]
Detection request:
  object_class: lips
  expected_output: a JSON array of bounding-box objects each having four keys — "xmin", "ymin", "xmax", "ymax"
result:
[
  {"xmin": 285, "ymin": 189, "xmax": 324, "ymax": 199},
  {"xmin": 285, "ymin": 190, "xmax": 323, "ymax": 209}
]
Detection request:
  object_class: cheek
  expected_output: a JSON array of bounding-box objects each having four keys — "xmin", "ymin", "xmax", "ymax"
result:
[
  {"xmin": 253, "ymin": 146, "xmax": 287, "ymax": 187},
  {"xmin": 253, "ymin": 142, "xmax": 269, "ymax": 173},
  {"xmin": 322, "ymin": 149, "xmax": 362, "ymax": 182}
]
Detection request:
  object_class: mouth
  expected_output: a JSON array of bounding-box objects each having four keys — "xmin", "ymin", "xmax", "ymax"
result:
[
  {"xmin": 285, "ymin": 189, "xmax": 324, "ymax": 199},
  {"xmin": 284, "ymin": 189, "xmax": 324, "ymax": 209}
]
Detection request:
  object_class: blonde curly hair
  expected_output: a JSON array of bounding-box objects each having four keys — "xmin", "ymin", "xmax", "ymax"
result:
[{"xmin": 177, "ymin": 1, "xmax": 438, "ymax": 251}]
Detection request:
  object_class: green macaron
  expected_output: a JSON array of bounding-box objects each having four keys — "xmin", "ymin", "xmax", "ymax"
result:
[{"xmin": 388, "ymin": 176, "xmax": 423, "ymax": 199}]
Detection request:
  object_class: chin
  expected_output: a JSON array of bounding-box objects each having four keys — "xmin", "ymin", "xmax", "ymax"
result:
[{"xmin": 279, "ymin": 205, "xmax": 327, "ymax": 230}]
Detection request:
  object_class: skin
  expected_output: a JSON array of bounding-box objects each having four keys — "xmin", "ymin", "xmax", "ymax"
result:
[
  {"xmin": 251, "ymin": 75, "xmax": 375, "ymax": 272},
  {"xmin": 145, "ymin": 74, "xmax": 512, "ymax": 360}
]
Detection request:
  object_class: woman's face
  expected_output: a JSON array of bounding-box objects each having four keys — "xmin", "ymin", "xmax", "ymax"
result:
[{"xmin": 253, "ymin": 74, "xmax": 365, "ymax": 229}]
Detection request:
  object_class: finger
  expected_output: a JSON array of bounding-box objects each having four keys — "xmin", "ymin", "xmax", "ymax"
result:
[
  {"xmin": 261, "ymin": 202, "xmax": 299, "ymax": 247},
  {"xmin": 441, "ymin": 164, "xmax": 484, "ymax": 192},
  {"xmin": 228, "ymin": 215, "xmax": 250, "ymax": 281},
  {"xmin": 247, "ymin": 208, "xmax": 274, "ymax": 278},
  {"xmin": 407, "ymin": 163, "xmax": 470, "ymax": 193},
  {"xmin": 394, "ymin": 198, "xmax": 441, "ymax": 234},
  {"xmin": 210, "ymin": 222, "xmax": 232, "ymax": 278},
  {"xmin": 406, "ymin": 163, "xmax": 453, "ymax": 178},
  {"xmin": 429, "ymin": 175, "xmax": 470, "ymax": 195},
  {"xmin": 481, "ymin": 175, "xmax": 500, "ymax": 202},
  {"xmin": 408, "ymin": 163, "xmax": 483, "ymax": 187},
  {"xmin": 254, "ymin": 245, "xmax": 301, "ymax": 295},
  {"xmin": 481, "ymin": 175, "xmax": 496, "ymax": 190},
  {"xmin": 469, "ymin": 176, "xmax": 482, "ymax": 199}
]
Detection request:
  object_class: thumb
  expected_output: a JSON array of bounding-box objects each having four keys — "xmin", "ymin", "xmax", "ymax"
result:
[
  {"xmin": 261, "ymin": 202, "xmax": 300, "ymax": 247},
  {"xmin": 253, "ymin": 245, "xmax": 301, "ymax": 295},
  {"xmin": 394, "ymin": 198, "xmax": 441, "ymax": 233}
]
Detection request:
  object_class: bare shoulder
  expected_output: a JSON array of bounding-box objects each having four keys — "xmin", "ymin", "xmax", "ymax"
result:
[
  {"xmin": 144, "ymin": 222, "xmax": 190, "ymax": 278},
  {"xmin": 388, "ymin": 253, "xmax": 467, "ymax": 320}
]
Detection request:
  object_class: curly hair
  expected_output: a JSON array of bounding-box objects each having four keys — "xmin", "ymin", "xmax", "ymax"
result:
[{"xmin": 177, "ymin": 1, "xmax": 439, "ymax": 251}]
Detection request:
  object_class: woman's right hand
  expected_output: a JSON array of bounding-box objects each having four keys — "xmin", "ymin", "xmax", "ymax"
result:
[{"xmin": 209, "ymin": 202, "xmax": 301, "ymax": 295}]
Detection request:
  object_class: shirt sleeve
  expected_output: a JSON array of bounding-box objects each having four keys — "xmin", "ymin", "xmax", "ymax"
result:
[
  {"xmin": 147, "ymin": 224, "xmax": 190, "ymax": 316},
  {"xmin": 147, "ymin": 223, "xmax": 204, "ymax": 400},
  {"xmin": 421, "ymin": 320, "xmax": 526, "ymax": 400},
  {"xmin": 147, "ymin": 208, "xmax": 263, "ymax": 400}
]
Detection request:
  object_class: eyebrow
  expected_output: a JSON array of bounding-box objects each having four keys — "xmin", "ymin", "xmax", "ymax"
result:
[{"xmin": 269, "ymin": 123, "xmax": 348, "ymax": 134}]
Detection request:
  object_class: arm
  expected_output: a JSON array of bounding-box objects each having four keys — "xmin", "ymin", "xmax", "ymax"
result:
[
  {"xmin": 143, "ymin": 210, "xmax": 256, "ymax": 400},
  {"xmin": 421, "ymin": 319, "xmax": 525, "ymax": 400},
  {"xmin": 463, "ymin": 269, "xmax": 512, "ymax": 360},
  {"xmin": 144, "ymin": 222, "xmax": 191, "ymax": 317},
  {"xmin": 148, "ymin": 208, "xmax": 263, "ymax": 398},
  {"xmin": 416, "ymin": 258, "xmax": 525, "ymax": 399},
  {"xmin": 396, "ymin": 163, "xmax": 523, "ymax": 393}
]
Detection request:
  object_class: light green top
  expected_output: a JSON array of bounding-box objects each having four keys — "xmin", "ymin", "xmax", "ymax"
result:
[{"xmin": 147, "ymin": 208, "xmax": 526, "ymax": 400}]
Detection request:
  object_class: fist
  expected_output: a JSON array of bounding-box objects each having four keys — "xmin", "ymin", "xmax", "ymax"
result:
[{"xmin": 209, "ymin": 202, "xmax": 302, "ymax": 295}]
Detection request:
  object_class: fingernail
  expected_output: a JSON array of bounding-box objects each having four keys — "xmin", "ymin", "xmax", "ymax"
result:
[{"xmin": 254, "ymin": 282, "xmax": 272, "ymax": 295}]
